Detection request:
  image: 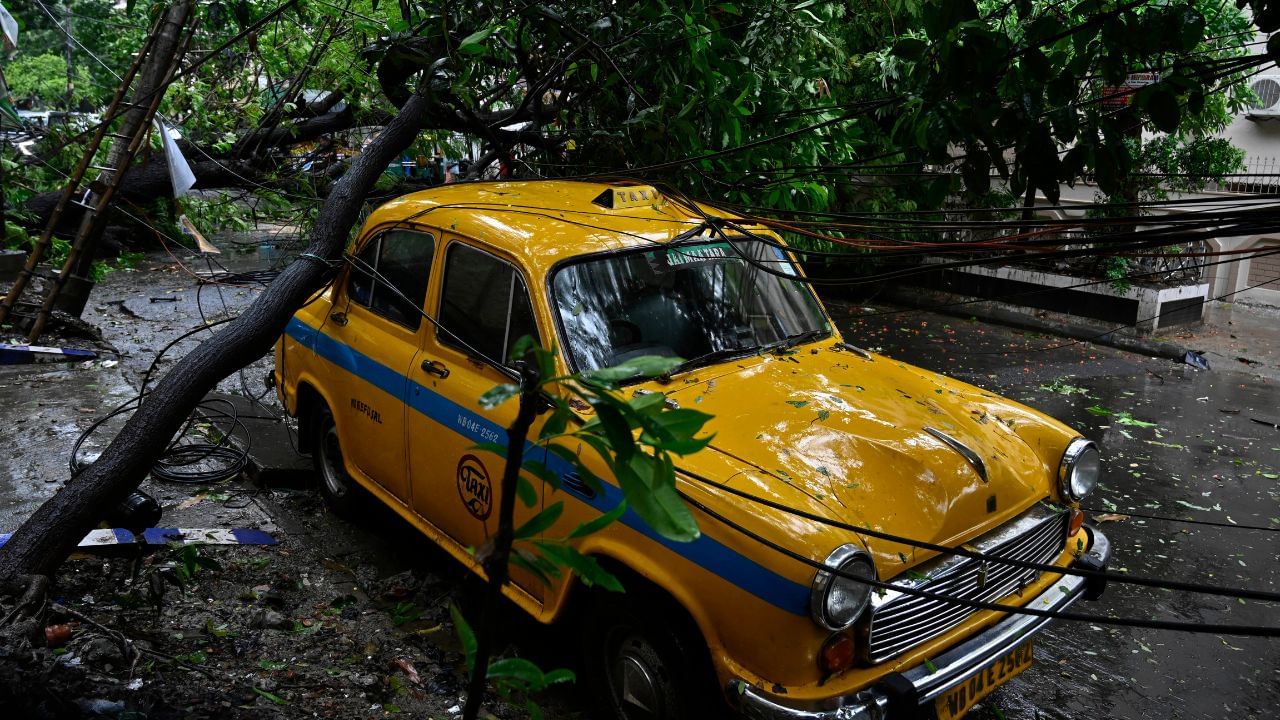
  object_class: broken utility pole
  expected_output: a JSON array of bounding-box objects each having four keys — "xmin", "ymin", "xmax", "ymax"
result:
[
  {"xmin": 0, "ymin": 88, "xmax": 435, "ymax": 608},
  {"xmin": 0, "ymin": 0, "xmax": 194, "ymax": 338}
]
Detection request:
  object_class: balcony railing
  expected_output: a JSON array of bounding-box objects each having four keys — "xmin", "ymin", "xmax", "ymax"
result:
[{"xmin": 1203, "ymin": 156, "xmax": 1280, "ymax": 194}]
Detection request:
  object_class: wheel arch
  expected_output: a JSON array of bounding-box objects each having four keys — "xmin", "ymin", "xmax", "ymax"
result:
[
  {"xmin": 293, "ymin": 379, "xmax": 330, "ymax": 455},
  {"xmin": 571, "ymin": 553, "xmax": 726, "ymax": 716},
  {"xmin": 563, "ymin": 547, "xmax": 722, "ymax": 682}
]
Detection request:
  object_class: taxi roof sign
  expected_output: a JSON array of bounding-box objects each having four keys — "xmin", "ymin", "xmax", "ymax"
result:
[{"xmin": 592, "ymin": 185, "xmax": 663, "ymax": 210}]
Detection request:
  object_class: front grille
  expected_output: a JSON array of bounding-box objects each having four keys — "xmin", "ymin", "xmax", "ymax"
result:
[{"xmin": 865, "ymin": 510, "xmax": 1069, "ymax": 662}]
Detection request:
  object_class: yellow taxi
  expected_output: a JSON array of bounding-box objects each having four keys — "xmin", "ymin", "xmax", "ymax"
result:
[{"xmin": 273, "ymin": 180, "xmax": 1111, "ymax": 720}]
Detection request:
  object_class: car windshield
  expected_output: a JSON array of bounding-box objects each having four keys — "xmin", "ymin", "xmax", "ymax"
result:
[{"xmin": 552, "ymin": 237, "xmax": 830, "ymax": 373}]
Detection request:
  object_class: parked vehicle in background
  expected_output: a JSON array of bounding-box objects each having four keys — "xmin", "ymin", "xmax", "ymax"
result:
[{"xmin": 274, "ymin": 180, "xmax": 1112, "ymax": 720}]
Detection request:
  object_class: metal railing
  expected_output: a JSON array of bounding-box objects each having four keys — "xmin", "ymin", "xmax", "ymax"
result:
[{"xmin": 1204, "ymin": 155, "xmax": 1280, "ymax": 194}]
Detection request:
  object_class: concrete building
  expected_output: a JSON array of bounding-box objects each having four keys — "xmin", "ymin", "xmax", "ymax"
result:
[{"xmin": 1210, "ymin": 64, "xmax": 1280, "ymax": 307}]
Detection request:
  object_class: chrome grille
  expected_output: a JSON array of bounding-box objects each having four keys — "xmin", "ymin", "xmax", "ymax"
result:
[{"xmin": 865, "ymin": 509, "xmax": 1069, "ymax": 662}]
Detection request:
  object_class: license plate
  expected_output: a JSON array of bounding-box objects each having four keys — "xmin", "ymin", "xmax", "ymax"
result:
[{"xmin": 934, "ymin": 640, "xmax": 1034, "ymax": 720}]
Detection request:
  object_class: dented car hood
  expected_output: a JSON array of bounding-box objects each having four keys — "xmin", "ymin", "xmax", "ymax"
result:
[{"xmin": 645, "ymin": 343, "xmax": 1077, "ymax": 571}]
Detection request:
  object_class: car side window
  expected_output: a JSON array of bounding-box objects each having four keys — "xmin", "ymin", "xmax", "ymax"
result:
[
  {"xmin": 347, "ymin": 229, "xmax": 436, "ymax": 329},
  {"xmin": 438, "ymin": 242, "xmax": 538, "ymax": 366}
]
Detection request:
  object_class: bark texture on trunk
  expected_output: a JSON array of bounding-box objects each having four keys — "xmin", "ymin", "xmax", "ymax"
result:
[{"xmin": 0, "ymin": 92, "xmax": 432, "ymax": 586}]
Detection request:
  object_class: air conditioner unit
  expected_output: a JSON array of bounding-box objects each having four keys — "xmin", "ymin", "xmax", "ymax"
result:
[{"xmin": 1246, "ymin": 75, "xmax": 1280, "ymax": 119}]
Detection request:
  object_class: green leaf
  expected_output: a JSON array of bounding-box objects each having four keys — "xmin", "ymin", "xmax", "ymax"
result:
[
  {"xmin": 257, "ymin": 659, "xmax": 288, "ymax": 671},
  {"xmin": 568, "ymin": 500, "xmax": 628, "ymax": 538},
  {"xmin": 509, "ymin": 335, "xmax": 537, "ymax": 363},
  {"xmin": 547, "ymin": 444, "xmax": 607, "ymax": 493},
  {"xmin": 1143, "ymin": 87, "xmax": 1181, "ymax": 134},
  {"xmin": 194, "ymin": 556, "xmax": 223, "ymax": 572},
  {"xmin": 511, "ymin": 548, "xmax": 560, "ymax": 585},
  {"xmin": 892, "ymin": 37, "xmax": 927, "ymax": 60},
  {"xmin": 589, "ymin": 403, "xmax": 638, "ymax": 461},
  {"xmin": 543, "ymin": 668, "xmax": 575, "ymax": 685},
  {"xmin": 644, "ymin": 408, "xmax": 714, "ymax": 438},
  {"xmin": 539, "ymin": 404, "xmax": 573, "ymax": 439},
  {"xmin": 458, "ymin": 27, "xmax": 497, "ymax": 55},
  {"xmin": 531, "ymin": 541, "xmax": 624, "ymax": 592},
  {"xmin": 522, "ymin": 459, "xmax": 562, "ymax": 490},
  {"xmin": 785, "ymin": 400, "xmax": 809, "ymax": 408},
  {"xmin": 487, "ymin": 657, "xmax": 544, "ymax": 684},
  {"xmin": 252, "ymin": 687, "xmax": 288, "ymax": 705},
  {"xmin": 1114, "ymin": 412, "xmax": 1157, "ymax": 428},
  {"xmin": 480, "ymin": 384, "xmax": 520, "ymax": 409},
  {"xmin": 515, "ymin": 476, "xmax": 538, "ymax": 508},
  {"xmin": 450, "ymin": 605, "xmax": 478, "ymax": 675},
  {"xmin": 628, "ymin": 392, "xmax": 668, "ymax": 416},
  {"xmin": 637, "ymin": 407, "xmax": 715, "ymax": 454},
  {"xmin": 615, "ymin": 457, "xmax": 699, "ymax": 542},
  {"xmin": 514, "ymin": 502, "xmax": 565, "ymax": 539},
  {"xmin": 583, "ymin": 355, "xmax": 684, "ymax": 382}
]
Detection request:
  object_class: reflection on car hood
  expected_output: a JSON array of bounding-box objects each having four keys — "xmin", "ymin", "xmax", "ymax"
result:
[{"xmin": 650, "ymin": 344, "xmax": 1076, "ymax": 569}]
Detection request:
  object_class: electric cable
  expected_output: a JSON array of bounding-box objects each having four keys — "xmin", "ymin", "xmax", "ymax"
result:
[
  {"xmin": 675, "ymin": 467, "xmax": 1280, "ymax": 602},
  {"xmin": 1079, "ymin": 506, "xmax": 1280, "ymax": 533},
  {"xmin": 247, "ymin": 191, "xmax": 1280, "ymax": 636},
  {"xmin": 681, "ymin": 490, "xmax": 1280, "ymax": 637}
]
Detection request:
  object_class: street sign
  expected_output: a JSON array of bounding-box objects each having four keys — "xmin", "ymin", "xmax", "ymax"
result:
[{"xmin": 1100, "ymin": 73, "xmax": 1161, "ymax": 108}]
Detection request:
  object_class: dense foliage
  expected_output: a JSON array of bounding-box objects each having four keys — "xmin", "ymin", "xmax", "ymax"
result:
[{"xmin": 1, "ymin": 0, "xmax": 1274, "ymax": 231}]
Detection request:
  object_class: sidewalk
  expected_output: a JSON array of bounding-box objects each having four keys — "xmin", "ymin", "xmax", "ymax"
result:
[
  {"xmin": 1158, "ymin": 300, "xmax": 1280, "ymax": 381},
  {"xmin": 849, "ymin": 284, "xmax": 1280, "ymax": 382}
]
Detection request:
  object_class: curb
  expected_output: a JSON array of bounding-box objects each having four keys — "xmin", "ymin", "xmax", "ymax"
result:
[{"xmin": 864, "ymin": 287, "xmax": 1201, "ymax": 364}]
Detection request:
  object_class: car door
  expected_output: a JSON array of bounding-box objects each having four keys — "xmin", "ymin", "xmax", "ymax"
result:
[
  {"xmin": 323, "ymin": 227, "xmax": 436, "ymax": 504},
  {"xmin": 406, "ymin": 238, "xmax": 547, "ymax": 596}
]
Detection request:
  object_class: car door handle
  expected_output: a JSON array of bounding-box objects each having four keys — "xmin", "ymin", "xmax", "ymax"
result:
[
  {"xmin": 421, "ymin": 359, "xmax": 450, "ymax": 378},
  {"xmin": 329, "ymin": 311, "xmax": 348, "ymax": 326}
]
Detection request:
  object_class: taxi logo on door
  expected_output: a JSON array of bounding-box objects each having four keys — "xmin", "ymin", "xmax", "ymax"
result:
[{"xmin": 457, "ymin": 454, "xmax": 493, "ymax": 520}]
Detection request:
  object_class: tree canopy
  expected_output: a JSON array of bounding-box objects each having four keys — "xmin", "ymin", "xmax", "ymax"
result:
[{"xmin": 2, "ymin": 0, "xmax": 1276, "ymax": 236}]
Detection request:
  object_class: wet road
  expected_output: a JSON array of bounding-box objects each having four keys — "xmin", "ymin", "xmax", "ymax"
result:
[
  {"xmin": 3, "ymin": 248, "xmax": 1276, "ymax": 719},
  {"xmin": 833, "ymin": 300, "xmax": 1280, "ymax": 720},
  {"xmin": 0, "ymin": 249, "xmax": 283, "ymax": 536}
]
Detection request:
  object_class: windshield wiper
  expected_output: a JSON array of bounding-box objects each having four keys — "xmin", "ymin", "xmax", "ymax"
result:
[
  {"xmin": 659, "ymin": 330, "xmax": 829, "ymax": 380},
  {"xmin": 764, "ymin": 328, "xmax": 829, "ymax": 354},
  {"xmin": 660, "ymin": 345, "xmax": 762, "ymax": 380}
]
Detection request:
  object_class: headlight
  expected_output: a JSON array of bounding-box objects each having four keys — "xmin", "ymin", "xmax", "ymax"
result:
[
  {"xmin": 810, "ymin": 545, "xmax": 876, "ymax": 631},
  {"xmin": 1058, "ymin": 438, "xmax": 1100, "ymax": 502}
]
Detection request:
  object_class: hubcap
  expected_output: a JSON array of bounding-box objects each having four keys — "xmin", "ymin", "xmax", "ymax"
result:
[
  {"xmin": 611, "ymin": 638, "xmax": 665, "ymax": 720},
  {"xmin": 319, "ymin": 426, "xmax": 348, "ymax": 498}
]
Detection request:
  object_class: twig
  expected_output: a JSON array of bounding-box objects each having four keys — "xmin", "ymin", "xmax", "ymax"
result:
[{"xmin": 50, "ymin": 602, "xmax": 141, "ymax": 672}]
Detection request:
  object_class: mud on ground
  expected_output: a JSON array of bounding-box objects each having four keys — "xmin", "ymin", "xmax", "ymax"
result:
[{"xmin": 0, "ymin": 487, "xmax": 577, "ymax": 720}]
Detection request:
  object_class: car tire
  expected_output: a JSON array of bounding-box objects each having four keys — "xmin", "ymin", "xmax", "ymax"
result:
[
  {"xmin": 581, "ymin": 590, "xmax": 717, "ymax": 720},
  {"xmin": 311, "ymin": 403, "xmax": 362, "ymax": 517}
]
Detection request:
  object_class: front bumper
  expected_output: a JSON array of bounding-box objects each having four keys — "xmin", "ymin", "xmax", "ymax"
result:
[{"xmin": 727, "ymin": 524, "xmax": 1111, "ymax": 720}]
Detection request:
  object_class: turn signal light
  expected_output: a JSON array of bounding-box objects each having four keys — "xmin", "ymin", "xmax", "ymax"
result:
[
  {"xmin": 1069, "ymin": 509, "xmax": 1085, "ymax": 536},
  {"xmin": 819, "ymin": 633, "xmax": 856, "ymax": 675}
]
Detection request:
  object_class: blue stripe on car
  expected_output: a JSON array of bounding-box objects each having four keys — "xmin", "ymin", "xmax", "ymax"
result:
[{"xmin": 286, "ymin": 317, "xmax": 810, "ymax": 615}]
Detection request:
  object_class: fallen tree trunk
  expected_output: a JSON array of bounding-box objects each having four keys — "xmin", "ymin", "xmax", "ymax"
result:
[
  {"xmin": 21, "ymin": 105, "xmax": 360, "ymax": 236},
  {"xmin": 0, "ymin": 90, "xmax": 432, "ymax": 588}
]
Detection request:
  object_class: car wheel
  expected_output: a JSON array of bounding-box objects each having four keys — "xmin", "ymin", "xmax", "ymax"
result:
[
  {"xmin": 582, "ymin": 592, "xmax": 714, "ymax": 720},
  {"xmin": 311, "ymin": 403, "xmax": 361, "ymax": 516}
]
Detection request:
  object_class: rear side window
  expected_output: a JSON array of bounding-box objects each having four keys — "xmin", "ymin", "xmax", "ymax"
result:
[
  {"xmin": 438, "ymin": 243, "xmax": 538, "ymax": 366},
  {"xmin": 347, "ymin": 229, "xmax": 436, "ymax": 329}
]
